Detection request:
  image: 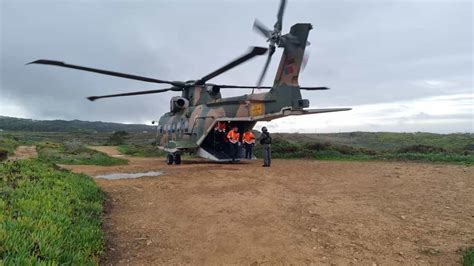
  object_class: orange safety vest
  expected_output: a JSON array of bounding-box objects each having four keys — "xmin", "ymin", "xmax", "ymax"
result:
[
  {"xmin": 242, "ymin": 131, "xmax": 255, "ymax": 144},
  {"xmin": 227, "ymin": 130, "xmax": 240, "ymax": 144}
]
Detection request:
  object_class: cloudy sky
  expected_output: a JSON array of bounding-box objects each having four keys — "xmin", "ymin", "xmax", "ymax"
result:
[{"xmin": 1, "ymin": 0, "xmax": 472, "ymax": 133}]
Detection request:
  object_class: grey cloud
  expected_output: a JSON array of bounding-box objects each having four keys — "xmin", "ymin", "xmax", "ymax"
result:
[{"xmin": 1, "ymin": 0, "xmax": 472, "ymax": 131}]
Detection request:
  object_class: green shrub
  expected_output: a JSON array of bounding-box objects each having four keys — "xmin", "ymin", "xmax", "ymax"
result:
[
  {"xmin": 37, "ymin": 141, "xmax": 127, "ymax": 166},
  {"xmin": 107, "ymin": 131, "xmax": 129, "ymax": 146},
  {"xmin": 0, "ymin": 136, "xmax": 19, "ymax": 156},
  {"xmin": 117, "ymin": 144, "xmax": 165, "ymax": 157},
  {"xmin": 0, "ymin": 148, "xmax": 8, "ymax": 161},
  {"xmin": 398, "ymin": 144, "xmax": 446, "ymax": 154},
  {"xmin": 0, "ymin": 160, "xmax": 104, "ymax": 264},
  {"xmin": 464, "ymin": 247, "xmax": 474, "ymax": 266}
]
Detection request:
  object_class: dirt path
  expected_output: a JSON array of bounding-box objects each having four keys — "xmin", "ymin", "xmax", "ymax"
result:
[
  {"xmin": 62, "ymin": 146, "xmax": 474, "ymax": 265},
  {"xmin": 9, "ymin": 146, "xmax": 37, "ymax": 160}
]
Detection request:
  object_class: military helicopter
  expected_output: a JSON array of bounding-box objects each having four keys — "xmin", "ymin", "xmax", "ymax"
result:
[{"xmin": 29, "ymin": 0, "xmax": 350, "ymax": 164}]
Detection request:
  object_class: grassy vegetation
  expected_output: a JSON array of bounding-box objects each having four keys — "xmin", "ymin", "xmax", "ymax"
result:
[
  {"xmin": 0, "ymin": 159, "xmax": 104, "ymax": 264},
  {"xmin": 117, "ymin": 144, "xmax": 165, "ymax": 157},
  {"xmin": 276, "ymin": 132, "xmax": 474, "ymax": 153},
  {"xmin": 0, "ymin": 115, "xmax": 153, "ymax": 133},
  {"xmin": 254, "ymin": 134, "xmax": 474, "ymax": 165},
  {"xmin": 464, "ymin": 247, "xmax": 474, "ymax": 266},
  {"xmin": 37, "ymin": 140, "xmax": 127, "ymax": 166},
  {"xmin": 0, "ymin": 135, "xmax": 19, "ymax": 161},
  {"xmin": 2, "ymin": 130, "xmax": 473, "ymax": 165}
]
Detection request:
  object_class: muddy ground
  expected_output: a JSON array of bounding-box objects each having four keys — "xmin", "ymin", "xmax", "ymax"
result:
[{"xmin": 62, "ymin": 146, "xmax": 474, "ymax": 265}]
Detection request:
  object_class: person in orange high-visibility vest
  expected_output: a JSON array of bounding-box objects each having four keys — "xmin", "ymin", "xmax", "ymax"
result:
[
  {"xmin": 226, "ymin": 126, "xmax": 240, "ymax": 162},
  {"xmin": 242, "ymin": 129, "xmax": 256, "ymax": 159}
]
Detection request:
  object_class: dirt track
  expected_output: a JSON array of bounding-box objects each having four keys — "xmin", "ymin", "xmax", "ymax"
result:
[
  {"xmin": 9, "ymin": 146, "xmax": 37, "ymax": 160},
  {"xmin": 62, "ymin": 146, "xmax": 474, "ymax": 265}
]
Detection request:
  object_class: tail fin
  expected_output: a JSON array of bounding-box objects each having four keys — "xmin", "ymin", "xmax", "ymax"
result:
[
  {"xmin": 273, "ymin": 23, "xmax": 312, "ymax": 88},
  {"xmin": 269, "ymin": 23, "xmax": 312, "ymax": 110}
]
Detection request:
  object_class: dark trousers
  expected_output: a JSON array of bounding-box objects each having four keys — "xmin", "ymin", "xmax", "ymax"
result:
[
  {"xmin": 263, "ymin": 144, "xmax": 271, "ymax": 166},
  {"xmin": 214, "ymin": 130, "xmax": 225, "ymax": 151},
  {"xmin": 229, "ymin": 142, "xmax": 239, "ymax": 161},
  {"xmin": 244, "ymin": 143, "xmax": 253, "ymax": 159}
]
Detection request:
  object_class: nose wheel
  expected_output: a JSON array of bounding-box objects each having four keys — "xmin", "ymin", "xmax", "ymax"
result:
[{"xmin": 166, "ymin": 152, "xmax": 181, "ymax": 165}]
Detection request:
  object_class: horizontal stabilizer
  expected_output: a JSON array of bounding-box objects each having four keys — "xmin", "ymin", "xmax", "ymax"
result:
[{"xmin": 300, "ymin": 108, "xmax": 351, "ymax": 114}]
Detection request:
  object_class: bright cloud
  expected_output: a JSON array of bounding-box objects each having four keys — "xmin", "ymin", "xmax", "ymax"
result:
[{"xmin": 258, "ymin": 93, "xmax": 474, "ymax": 133}]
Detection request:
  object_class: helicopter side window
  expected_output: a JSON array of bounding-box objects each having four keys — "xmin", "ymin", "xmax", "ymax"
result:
[
  {"xmin": 157, "ymin": 125, "xmax": 163, "ymax": 134},
  {"xmin": 183, "ymin": 120, "xmax": 189, "ymax": 133},
  {"xmin": 176, "ymin": 121, "xmax": 181, "ymax": 132}
]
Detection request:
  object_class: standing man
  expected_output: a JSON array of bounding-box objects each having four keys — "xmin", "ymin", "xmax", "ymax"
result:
[
  {"xmin": 242, "ymin": 129, "xmax": 256, "ymax": 159},
  {"xmin": 214, "ymin": 121, "xmax": 226, "ymax": 152},
  {"xmin": 227, "ymin": 126, "xmax": 240, "ymax": 162},
  {"xmin": 259, "ymin": 126, "xmax": 272, "ymax": 167}
]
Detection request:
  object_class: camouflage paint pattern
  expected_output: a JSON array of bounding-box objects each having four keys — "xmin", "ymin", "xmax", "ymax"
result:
[{"xmin": 156, "ymin": 24, "xmax": 316, "ymax": 153}]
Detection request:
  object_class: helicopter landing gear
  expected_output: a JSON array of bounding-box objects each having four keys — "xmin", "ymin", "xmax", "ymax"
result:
[
  {"xmin": 174, "ymin": 153, "xmax": 181, "ymax": 165},
  {"xmin": 166, "ymin": 152, "xmax": 181, "ymax": 165}
]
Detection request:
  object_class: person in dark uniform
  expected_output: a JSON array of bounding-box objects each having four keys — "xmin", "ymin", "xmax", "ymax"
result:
[
  {"xmin": 213, "ymin": 121, "xmax": 226, "ymax": 152},
  {"xmin": 258, "ymin": 126, "xmax": 272, "ymax": 167}
]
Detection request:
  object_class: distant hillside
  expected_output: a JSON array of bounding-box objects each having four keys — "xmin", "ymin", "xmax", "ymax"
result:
[
  {"xmin": 0, "ymin": 116, "xmax": 154, "ymax": 133},
  {"xmin": 274, "ymin": 132, "xmax": 474, "ymax": 152}
]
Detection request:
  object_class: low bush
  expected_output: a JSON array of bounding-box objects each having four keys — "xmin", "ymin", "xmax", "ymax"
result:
[
  {"xmin": 0, "ymin": 148, "xmax": 8, "ymax": 161},
  {"xmin": 117, "ymin": 144, "xmax": 166, "ymax": 157},
  {"xmin": 107, "ymin": 131, "xmax": 129, "ymax": 146},
  {"xmin": 398, "ymin": 144, "xmax": 446, "ymax": 154},
  {"xmin": 0, "ymin": 135, "xmax": 19, "ymax": 159},
  {"xmin": 0, "ymin": 159, "xmax": 104, "ymax": 264},
  {"xmin": 37, "ymin": 141, "xmax": 127, "ymax": 166},
  {"xmin": 464, "ymin": 247, "xmax": 474, "ymax": 266},
  {"xmin": 253, "ymin": 139, "xmax": 473, "ymax": 165}
]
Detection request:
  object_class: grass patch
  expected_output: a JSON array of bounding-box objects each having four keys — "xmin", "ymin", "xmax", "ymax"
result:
[
  {"xmin": 37, "ymin": 140, "xmax": 127, "ymax": 166},
  {"xmin": 0, "ymin": 135, "xmax": 19, "ymax": 161},
  {"xmin": 117, "ymin": 144, "xmax": 165, "ymax": 157},
  {"xmin": 0, "ymin": 159, "xmax": 104, "ymax": 264},
  {"xmin": 253, "ymin": 135, "xmax": 474, "ymax": 165},
  {"xmin": 464, "ymin": 247, "xmax": 474, "ymax": 266}
]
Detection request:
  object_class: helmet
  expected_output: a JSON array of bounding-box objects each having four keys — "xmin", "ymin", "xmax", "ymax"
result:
[{"xmin": 261, "ymin": 126, "xmax": 268, "ymax": 132}]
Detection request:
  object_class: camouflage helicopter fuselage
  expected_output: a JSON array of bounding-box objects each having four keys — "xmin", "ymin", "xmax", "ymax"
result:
[
  {"xmin": 156, "ymin": 24, "xmax": 349, "ymax": 161},
  {"xmin": 29, "ymin": 21, "xmax": 350, "ymax": 163}
]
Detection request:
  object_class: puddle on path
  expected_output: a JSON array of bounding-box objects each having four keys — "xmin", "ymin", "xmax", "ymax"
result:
[{"xmin": 95, "ymin": 171, "xmax": 163, "ymax": 180}]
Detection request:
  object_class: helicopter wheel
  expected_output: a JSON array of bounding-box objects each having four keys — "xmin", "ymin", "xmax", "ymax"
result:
[
  {"xmin": 166, "ymin": 153, "xmax": 174, "ymax": 165},
  {"xmin": 174, "ymin": 153, "xmax": 181, "ymax": 165}
]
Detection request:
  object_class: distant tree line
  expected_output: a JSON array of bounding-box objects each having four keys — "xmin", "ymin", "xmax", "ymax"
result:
[{"xmin": 0, "ymin": 116, "xmax": 154, "ymax": 133}]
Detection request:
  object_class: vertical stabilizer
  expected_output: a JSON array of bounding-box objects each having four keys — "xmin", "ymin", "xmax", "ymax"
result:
[
  {"xmin": 273, "ymin": 23, "xmax": 312, "ymax": 87},
  {"xmin": 269, "ymin": 23, "xmax": 312, "ymax": 110}
]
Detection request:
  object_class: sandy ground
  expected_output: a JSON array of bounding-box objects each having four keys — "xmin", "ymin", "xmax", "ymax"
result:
[
  {"xmin": 61, "ymin": 146, "xmax": 474, "ymax": 265},
  {"xmin": 9, "ymin": 145, "xmax": 37, "ymax": 160}
]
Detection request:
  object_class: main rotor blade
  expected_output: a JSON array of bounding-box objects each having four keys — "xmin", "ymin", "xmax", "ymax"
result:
[
  {"xmin": 274, "ymin": 0, "xmax": 287, "ymax": 32},
  {"xmin": 87, "ymin": 87, "xmax": 180, "ymax": 101},
  {"xmin": 215, "ymin": 85, "xmax": 329, "ymax": 90},
  {"xmin": 253, "ymin": 19, "xmax": 272, "ymax": 39},
  {"xmin": 300, "ymin": 87, "xmax": 330, "ymax": 90},
  {"xmin": 197, "ymin": 46, "xmax": 267, "ymax": 84},
  {"xmin": 256, "ymin": 45, "xmax": 275, "ymax": 89},
  {"xmin": 28, "ymin": 59, "xmax": 183, "ymax": 87},
  {"xmin": 217, "ymin": 85, "xmax": 273, "ymax": 89}
]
